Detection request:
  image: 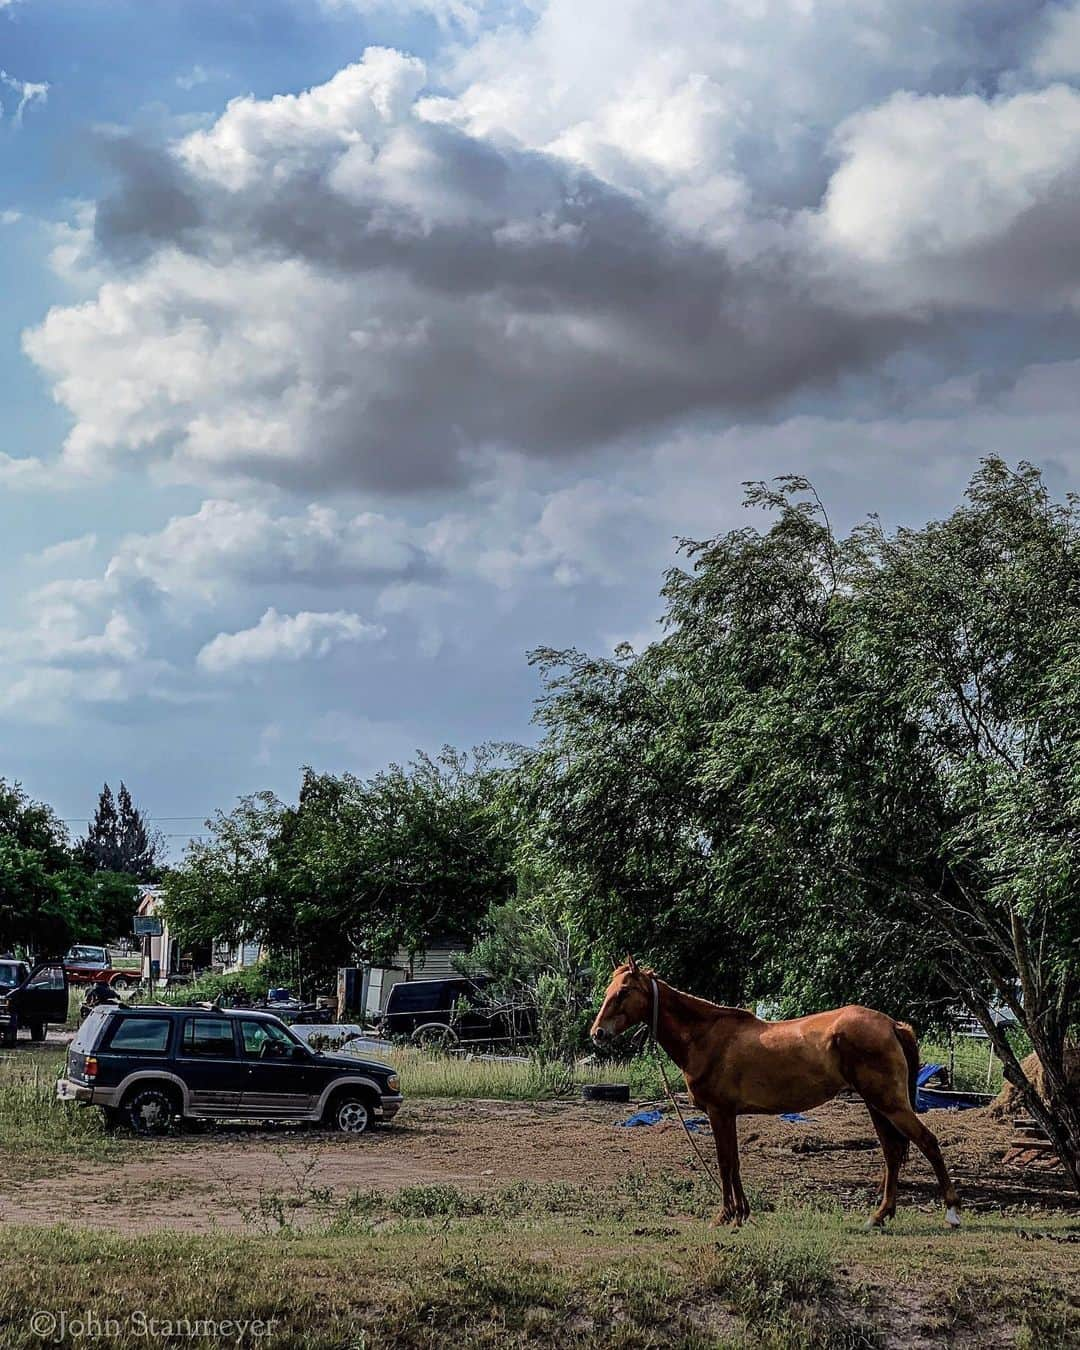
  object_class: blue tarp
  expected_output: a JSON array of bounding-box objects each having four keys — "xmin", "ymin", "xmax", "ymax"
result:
[
  {"xmin": 616, "ymin": 1109, "xmax": 664, "ymax": 1128},
  {"xmin": 916, "ymin": 1063, "xmax": 947, "ymax": 1112},
  {"xmin": 617, "ymin": 1109, "xmax": 807, "ymax": 1129}
]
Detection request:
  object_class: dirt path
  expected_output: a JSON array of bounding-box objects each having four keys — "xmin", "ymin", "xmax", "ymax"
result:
[{"xmin": 1, "ymin": 1097, "xmax": 1072, "ymax": 1234}]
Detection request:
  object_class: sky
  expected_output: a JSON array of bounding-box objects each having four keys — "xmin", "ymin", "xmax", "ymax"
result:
[{"xmin": 3, "ymin": 0, "xmax": 1080, "ymax": 854}]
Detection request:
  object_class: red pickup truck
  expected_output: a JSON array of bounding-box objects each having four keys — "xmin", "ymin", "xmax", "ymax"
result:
[{"xmin": 63, "ymin": 945, "xmax": 139, "ymax": 992}]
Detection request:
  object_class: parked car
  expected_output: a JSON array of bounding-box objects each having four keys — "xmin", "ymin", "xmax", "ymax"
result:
[
  {"xmin": 56, "ymin": 1004, "xmax": 402, "ymax": 1135},
  {"xmin": 378, "ymin": 976, "xmax": 535, "ymax": 1048},
  {"xmin": 0, "ymin": 960, "xmax": 69, "ymax": 1045},
  {"xmin": 63, "ymin": 945, "xmax": 138, "ymax": 992}
]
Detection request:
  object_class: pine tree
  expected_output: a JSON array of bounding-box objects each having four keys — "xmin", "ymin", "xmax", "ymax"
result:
[
  {"xmin": 116, "ymin": 782, "xmax": 160, "ymax": 880},
  {"xmin": 80, "ymin": 782, "xmax": 161, "ymax": 879}
]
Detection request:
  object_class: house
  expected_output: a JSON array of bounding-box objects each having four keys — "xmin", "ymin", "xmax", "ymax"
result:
[{"xmin": 135, "ymin": 888, "xmax": 225, "ymax": 985}]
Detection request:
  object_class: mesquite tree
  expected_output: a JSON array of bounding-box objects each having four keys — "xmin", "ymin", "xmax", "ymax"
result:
[{"xmin": 526, "ymin": 460, "xmax": 1080, "ymax": 1188}]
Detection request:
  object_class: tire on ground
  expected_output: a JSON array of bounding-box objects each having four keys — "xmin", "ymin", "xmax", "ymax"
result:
[
  {"xmin": 581, "ymin": 1083, "xmax": 631, "ymax": 1103},
  {"xmin": 29, "ymin": 1023, "xmax": 46, "ymax": 1042},
  {"xmin": 324, "ymin": 1088, "xmax": 377, "ymax": 1134},
  {"xmin": 122, "ymin": 1083, "xmax": 181, "ymax": 1136}
]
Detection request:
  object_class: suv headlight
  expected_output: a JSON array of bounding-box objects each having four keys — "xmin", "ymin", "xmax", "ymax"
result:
[{"xmin": 385, "ymin": 1074, "xmax": 400, "ymax": 1094}]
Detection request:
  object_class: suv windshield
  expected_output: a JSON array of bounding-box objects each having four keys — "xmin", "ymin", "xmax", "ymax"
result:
[{"xmin": 66, "ymin": 946, "xmax": 106, "ymax": 963}]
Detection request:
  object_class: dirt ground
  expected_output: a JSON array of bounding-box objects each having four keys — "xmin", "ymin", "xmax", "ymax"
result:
[{"xmin": 2, "ymin": 1095, "xmax": 1074, "ymax": 1234}]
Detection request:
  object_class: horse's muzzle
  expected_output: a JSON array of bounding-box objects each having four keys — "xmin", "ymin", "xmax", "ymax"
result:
[{"xmin": 591, "ymin": 1026, "xmax": 613, "ymax": 1046}]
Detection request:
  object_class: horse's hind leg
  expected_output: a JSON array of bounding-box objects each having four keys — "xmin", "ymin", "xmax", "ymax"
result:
[
  {"xmin": 879, "ymin": 1104, "xmax": 961, "ymax": 1227},
  {"xmin": 865, "ymin": 1107, "xmax": 907, "ymax": 1227}
]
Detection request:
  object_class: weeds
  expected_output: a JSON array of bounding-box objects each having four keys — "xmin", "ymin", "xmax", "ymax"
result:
[{"xmin": 0, "ymin": 1049, "xmax": 124, "ymax": 1168}]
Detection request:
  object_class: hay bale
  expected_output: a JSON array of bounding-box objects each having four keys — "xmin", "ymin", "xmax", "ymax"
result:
[{"xmin": 989, "ymin": 1045, "xmax": 1080, "ymax": 1118}]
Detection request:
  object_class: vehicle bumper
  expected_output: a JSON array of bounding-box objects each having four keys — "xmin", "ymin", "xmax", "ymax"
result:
[
  {"xmin": 380, "ymin": 1093, "xmax": 403, "ymax": 1120},
  {"xmin": 56, "ymin": 1077, "xmax": 95, "ymax": 1104}
]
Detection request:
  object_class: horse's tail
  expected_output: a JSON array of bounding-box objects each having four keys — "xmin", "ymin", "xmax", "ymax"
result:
[{"xmin": 894, "ymin": 1020, "xmax": 920, "ymax": 1114}]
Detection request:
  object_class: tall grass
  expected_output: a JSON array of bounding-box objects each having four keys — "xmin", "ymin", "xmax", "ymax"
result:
[
  {"xmin": 367, "ymin": 1045, "xmax": 670, "ymax": 1101},
  {"xmin": 0, "ymin": 1049, "xmax": 121, "ymax": 1164},
  {"xmin": 919, "ymin": 1030, "xmax": 1031, "ymax": 1095}
]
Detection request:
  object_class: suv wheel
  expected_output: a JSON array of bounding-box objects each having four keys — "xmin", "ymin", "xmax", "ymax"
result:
[
  {"xmin": 29, "ymin": 1023, "xmax": 46, "ymax": 1042},
  {"xmin": 327, "ymin": 1092, "xmax": 373, "ymax": 1135},
  {"xmin": 111, "ymin": 977, "xmax": 132, "ymax": 993},
  {"xmin": 124, "ymin": 1085, "xmax": 179, "ymax": 1136}
]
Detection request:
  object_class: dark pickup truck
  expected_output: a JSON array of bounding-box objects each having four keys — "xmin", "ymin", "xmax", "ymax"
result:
[
  {"xmin": 0, "ymin": 959, "xmax": 68, "ymax": 1045},
  {"xmin": 56, "ymin": 1003, "xmax": 402, "ymax": 1135}
]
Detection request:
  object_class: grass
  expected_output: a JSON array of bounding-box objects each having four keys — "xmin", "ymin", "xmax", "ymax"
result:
[
  {"xmin": 920, "ymin": 1030, "xmax": 1032, "ymax": 1096},
  {"xmin": 0, "ymin": 1048, "xmax": 127, "ymax": 1171},
  {"xmin": 0, "ymin": 1186, "xmax": 1076, "ymax": 1348},
  {"xmin": 381, "ymin": 1045, "xmax": 670, "ymax": 1101}
]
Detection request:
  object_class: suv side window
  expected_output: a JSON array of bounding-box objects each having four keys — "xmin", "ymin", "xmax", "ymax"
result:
[
  {"xmin": 239, "ymin": 1019, "xmax": 299, "ymax": 1059},
  {"xmin": 180, "ymin": 1017, "xmax": 237, "ymax": 1058},
  {"xmin": 105, "ymin": 1016, "xmax": 172, "ymax": 1054}
]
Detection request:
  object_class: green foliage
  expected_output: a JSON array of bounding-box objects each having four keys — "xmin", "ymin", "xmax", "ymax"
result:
[
  {"xmin": 522, "ymin": 459, "xmax": 1080, "ymax": 1175},
  {"xmin": 163, "ymin": 747, "xmax": 516, "ymax": 987},
  {"xmin": 460, "ymin": 865, "xmax": 596, "ymax": 1060},
  {"xmin": 0, "ymin": 780, "xmax": 138, "ymax": 954},
  {"xmin": 78, "ymin": 782, "xmax": 162, "ymax": 880}
]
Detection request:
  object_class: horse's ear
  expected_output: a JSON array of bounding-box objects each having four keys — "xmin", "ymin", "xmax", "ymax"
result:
[{"xmin": 627, "ymin": 954, "xmax": 639, "ymax": 973}]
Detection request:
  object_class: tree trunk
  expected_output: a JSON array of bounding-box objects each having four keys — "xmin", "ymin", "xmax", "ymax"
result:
[{"xmin": 966, "ymin": 995, "xmax": 1080, "ymax": 1193}]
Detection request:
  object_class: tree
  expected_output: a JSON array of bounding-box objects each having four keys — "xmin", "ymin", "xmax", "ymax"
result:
[
  {"xmin": 163, "ymin": 748, "xmax": 517, "ymax": 988},
  {"xmin": 459, "ymin": 861, "xmax": 596, "ymax": 1062},
  {"xmin": 526, "ymin": 460, "xmax": 1080, "ymax": 1189},
  {"xmin": 80, "ymin": 782, "xmax": 162, "ymax": 879},
  {"xmin": 0, "ymin": 780, "xmax": 138, "ymax": 953}
]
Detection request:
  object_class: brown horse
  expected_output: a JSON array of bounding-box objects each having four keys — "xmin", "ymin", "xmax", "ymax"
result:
[{"xmin": 590, "ymin": 959, "xmax": 961, "ymax": 1229}]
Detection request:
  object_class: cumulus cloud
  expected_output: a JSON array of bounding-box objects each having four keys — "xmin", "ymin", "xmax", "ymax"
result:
[
  {"xmin": 196, "ymin": 606, "xmax": 384, "ymax": 672},
  {"xmin": 21, "ymin": 3, "xmax": 1080, "ymax": 500},
  {"xmin": 1031, "ymin": 2, "xmax": 1080, "ymax": 76},
  {"xmin": 108, "ymin": 498, "xmax": 435, "ymax": 595},
  {"xmin": 817, "ymin": 86, "xmax": 1080, "ymax": 309},
  {"xmin": 21, "ymin": 44, "xmax": 923, "ymax": 494},
  {"xmin": 0, "ymin": 453, "xmax": 70, "ymax": 490}
]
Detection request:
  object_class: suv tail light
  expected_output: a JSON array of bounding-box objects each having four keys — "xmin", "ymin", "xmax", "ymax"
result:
[{"xmin": 84, "ymin": 1057, "xmax": 98, "ymax": 1082}]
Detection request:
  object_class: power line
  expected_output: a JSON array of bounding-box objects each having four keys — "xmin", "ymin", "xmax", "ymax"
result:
[{"xmin": 60, "ymin": 816, "xmax": 210, "ymax": 822}]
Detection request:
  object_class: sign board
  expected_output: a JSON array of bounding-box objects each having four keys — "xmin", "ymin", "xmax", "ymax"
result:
[{"xmin": 133, "ymin": 916, "xmax": 163, "ymax": 937}]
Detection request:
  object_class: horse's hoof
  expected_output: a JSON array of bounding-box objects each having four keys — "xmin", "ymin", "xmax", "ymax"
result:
[{"xmin": 946, "ymin": 1206, "xmax": 961, "ymax": 1228}]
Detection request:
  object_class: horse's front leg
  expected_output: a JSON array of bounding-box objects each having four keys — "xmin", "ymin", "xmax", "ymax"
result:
[{"xmin": 706, "ymin": 1109, "xmax": 744, "ymax": 1227}]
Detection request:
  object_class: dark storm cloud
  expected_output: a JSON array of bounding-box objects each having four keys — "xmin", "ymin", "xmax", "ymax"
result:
[
  {"xmin": 90, "ymin": 119, "xmax": 925, "ymax": 493},
  {"xmin": 94, "ymin": 135, "xmax": 205, "ymax": 260}
]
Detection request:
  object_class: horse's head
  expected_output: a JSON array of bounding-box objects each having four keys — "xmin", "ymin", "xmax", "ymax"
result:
[{"xmin": 590, "ymin": 956, "xmax": 653, "ymax": 1046}]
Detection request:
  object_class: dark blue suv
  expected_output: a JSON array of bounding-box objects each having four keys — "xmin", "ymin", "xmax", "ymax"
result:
[{"xmin": 56, "ymin": 1004, "xmax": 402, "ymax": 1135}]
